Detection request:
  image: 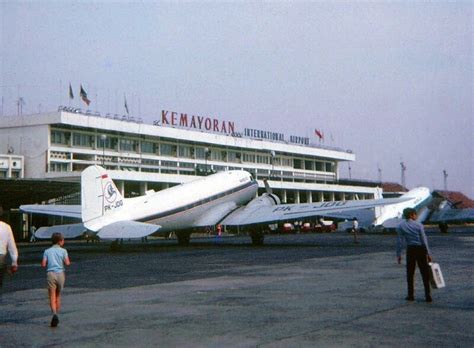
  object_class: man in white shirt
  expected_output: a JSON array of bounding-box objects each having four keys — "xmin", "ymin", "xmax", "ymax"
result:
[
  {"xmin": 0, "ymin": 208, "xmax": 19, "ymax": 291},
  {"xmin": 352, "ymin": 217, "xmax": 359, "ymax": 244}
]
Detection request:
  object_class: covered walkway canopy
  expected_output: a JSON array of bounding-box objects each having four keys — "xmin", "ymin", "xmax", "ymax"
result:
[{"xmin": 0, "ymin": 178, "xmax": 80, "ymax": 210}]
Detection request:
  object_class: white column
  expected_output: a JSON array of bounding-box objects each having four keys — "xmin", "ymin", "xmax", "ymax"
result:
[
  {"xmin": 117, "ymin": 181, "xmax": 125, "ymax": 197},
  {"xmin": 140, "ymin": 182, "xmax": 148, "ymax": 195}
]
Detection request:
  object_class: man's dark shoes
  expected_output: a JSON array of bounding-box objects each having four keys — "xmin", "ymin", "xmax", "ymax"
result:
[
  {"xmin": 426, "ymin": 295, "xmax": 433, "ymax": 303},
  {"xmin": 51, "ymin": 314, "xmax": 59, "ymax": 327},
  {"xmin": 405, "ymin": 296, "xmax": 415, "ymax": 301}
]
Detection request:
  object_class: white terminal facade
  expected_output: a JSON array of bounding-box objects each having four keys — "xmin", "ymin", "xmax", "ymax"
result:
[{"xmin": 0, "ymin": 109, "xmax": 382, "ymax": 203}]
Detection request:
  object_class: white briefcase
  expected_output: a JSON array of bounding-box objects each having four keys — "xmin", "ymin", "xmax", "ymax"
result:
[{"xmin": 429, "ymin": 262, "xmax": 446, "ymax": 289}]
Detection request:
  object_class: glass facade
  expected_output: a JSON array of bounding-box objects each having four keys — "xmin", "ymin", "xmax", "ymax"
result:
[{"xmin": 48, "ymin": 127, "xmax": 339, "ymax": 184}]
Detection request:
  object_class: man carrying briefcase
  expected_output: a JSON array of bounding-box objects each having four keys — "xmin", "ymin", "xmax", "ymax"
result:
[{"xmin": 396, "ymin": 208, "xmax": 433, "ymax": 303}]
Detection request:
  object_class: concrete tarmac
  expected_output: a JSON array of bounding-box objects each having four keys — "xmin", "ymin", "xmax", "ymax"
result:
[{"xmin": 1, "ymin": 229, "xmax": 473, "ymax": 347}]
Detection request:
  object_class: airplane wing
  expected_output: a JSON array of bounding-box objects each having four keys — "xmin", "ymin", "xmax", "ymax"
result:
[
  {"xmin": 221, "ymin": 196, "xmax": 412, "ymax": 226},
  {"xmin": 428, "ymin": 208, "xmax": 474, "ymax": 223},
  {"xmin": 193, "ymin": 201, "xmax": 238, "ymax": 227},
  {"xmin": 97, "ymin": 221, "xmax": 161, "ymax": 239},
  {"xmin": 34, "ymin": 220, "xmax": 160, "ymax": 240},
  {"xmin": 315, "ymin": 208, "xmax": 376, "ymax": 222},
  {"xmin": 20, "ymin": 204, "xmax": 82, "ymax": 219}
]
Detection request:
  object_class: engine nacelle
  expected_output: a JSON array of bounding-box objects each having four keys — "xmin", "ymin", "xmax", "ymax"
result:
[{"xmin": 246, "ymin": 193, "xmax": 281, "ymax": 208}]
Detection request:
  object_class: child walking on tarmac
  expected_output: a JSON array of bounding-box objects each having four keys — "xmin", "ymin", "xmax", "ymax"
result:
[{"xmin": 41, "ymin": 232, "xmax": 71, "ymax": 327}]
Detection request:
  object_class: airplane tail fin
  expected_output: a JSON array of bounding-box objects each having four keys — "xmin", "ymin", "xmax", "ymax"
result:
[
  {"xmin": 374, "ymin": 187, "xmax": 431, "ymax": 226},
  {"xmin": 81, "ymin": 165, "xmax": 124, "ymax": 228}
]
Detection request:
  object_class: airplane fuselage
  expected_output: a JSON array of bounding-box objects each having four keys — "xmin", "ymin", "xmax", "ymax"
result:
[{"xmin": 88, "ymin": 170, "xmax": 258, "ymax": 232}]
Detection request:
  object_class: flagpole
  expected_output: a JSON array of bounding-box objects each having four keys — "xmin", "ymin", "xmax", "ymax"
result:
[{"xmin": 107, "ymin": 89, "xmax": 110, "ymax": 115}]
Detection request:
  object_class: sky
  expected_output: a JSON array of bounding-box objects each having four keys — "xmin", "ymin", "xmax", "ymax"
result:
[{"xmin": 1, "ymin": 1, "xmax": 472, "ymax": 197}]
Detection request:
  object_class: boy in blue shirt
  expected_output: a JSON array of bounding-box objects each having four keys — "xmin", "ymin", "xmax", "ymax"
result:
[{"xmin": 41, "ymin": 232, "xmax": 71, "ymax": 327}]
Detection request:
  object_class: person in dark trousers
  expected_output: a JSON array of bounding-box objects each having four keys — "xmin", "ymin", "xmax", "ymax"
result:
[
  {"xmin": 42, "ymin": 232, "xmax": 71, "ymax": 327},
  {"xmin": 396, "ymin": 208, "xmax": 433, "ymax": 302},
  {"xmin": 351, "ymin": 217, "xmax": 359, "ymax": 243}
]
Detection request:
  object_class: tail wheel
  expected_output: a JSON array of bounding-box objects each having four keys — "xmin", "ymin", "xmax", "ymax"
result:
[{"xmin": 250, "ymin": 230, "xmax": 265, "ymax": 246}]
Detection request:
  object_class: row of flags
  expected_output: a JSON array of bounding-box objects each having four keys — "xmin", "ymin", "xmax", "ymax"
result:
[
  {"xmin": 67, "ymin": 84, "xmax": 325, "ymax": 139},
  {"xmin": 68, "ymin": 83, "xmax": 129, "ymax": 114},
  {"xmin": 69, "ymin": 83, "xmax": 90, "ymax": 106}
]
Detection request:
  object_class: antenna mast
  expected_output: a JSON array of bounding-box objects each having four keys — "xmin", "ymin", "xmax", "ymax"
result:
[
  {"xmin": 400, "ymin": 162, "xmax": 406, "ymax": 188},
  {"xmin": 443, "ymin": 170, "xmax": 448, "ymax": 191}
]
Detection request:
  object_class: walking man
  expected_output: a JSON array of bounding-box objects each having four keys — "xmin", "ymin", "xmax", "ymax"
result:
[{"xmin": 396, "ymin": 208, "xmax": 433, "ymax": 302}]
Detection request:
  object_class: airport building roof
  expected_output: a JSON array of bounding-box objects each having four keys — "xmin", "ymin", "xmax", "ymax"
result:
[{"xmin": 432, "ymin": 191, "xmax": 474, "ymax": 209}]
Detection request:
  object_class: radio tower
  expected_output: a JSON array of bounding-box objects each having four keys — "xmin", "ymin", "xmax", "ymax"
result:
[
  {"xmin": 443, "ymin": 170, "xmax": 448, "ymax": 191},
  {"xmin": 400, "ymin": 162, "xmax": 407, "ymax": 188}
]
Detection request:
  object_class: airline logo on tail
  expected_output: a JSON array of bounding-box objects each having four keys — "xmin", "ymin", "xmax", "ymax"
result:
[
  {"xmin": 104, "ymin": 182, "xmax": 117, "ymax": 203},
  {"xmin": 101, "ymin": 175, "xmax": 123, "ymax": 212}
]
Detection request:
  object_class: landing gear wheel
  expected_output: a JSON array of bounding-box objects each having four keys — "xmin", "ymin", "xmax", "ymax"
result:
[
  {"xmin": 439, "ymin": 222, "xmax": 448, "ymax": 233},
  {"xmin": 110, "ymin": 239, "xmax": 121, "ymax": 251},
  {"xmin": 250, "ymin": 231, "xmax": 265, "ymax": 246},
  {"xmin": 177, "ymin": 232, "xmax": 191, "ymax": 245}
]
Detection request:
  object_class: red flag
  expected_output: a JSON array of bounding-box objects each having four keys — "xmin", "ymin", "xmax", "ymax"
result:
[
  {"xmin": 315, "ymin": 129, "xmax": 324, "ymax": 140},
  {"xmin": 80, "ymin": 85, "xmax": 91, "ymax": 106}
]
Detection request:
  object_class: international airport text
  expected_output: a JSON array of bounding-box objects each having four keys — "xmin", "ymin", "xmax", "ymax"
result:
[{"xmin": 155, "ymin": 109, "xmax": 310, "ymax": 146}]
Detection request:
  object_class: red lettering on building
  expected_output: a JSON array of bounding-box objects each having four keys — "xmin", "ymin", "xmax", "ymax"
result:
[
  {"xmin": 158, "ymin": 109, "xmax": 236, "ymax": 135},
  {"xmin": 161, "ymin": 110, "xmax": 170, "ymax": 125},
  {"xmin": 197, "ymin": 116, "xmax": 204, "ymax": 129},
  {"xmin": 180, "ymin": 113, "xmax": 188, "ymax": 127},
  {"xmin": 205, "ymin": 118, "xmax": 212, "ymax": 130},
  {"xmin": 190, "ymin": 115, "xmax": 197, "ymax": 128}
]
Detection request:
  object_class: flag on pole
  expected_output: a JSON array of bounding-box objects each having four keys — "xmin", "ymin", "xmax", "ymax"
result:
[
  {"xmin": 124, "ymin": 95, "xmax": 129, "ymax": 115},
  {"xmin": 315, "ymin": 129, "xmax": 324, "ymax": 140},
  {"xmin": 80, "ymin": 85, "xmax": 91, "ymax": 106},
  {"xmin": 69, "ymin": 83, "xmax": 74, "ymax": 99}
]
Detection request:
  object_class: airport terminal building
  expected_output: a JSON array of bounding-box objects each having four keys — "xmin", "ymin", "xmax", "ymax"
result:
[{"xmin": 0, "ymin": 108, "xmax": 382, "ymax": 206}]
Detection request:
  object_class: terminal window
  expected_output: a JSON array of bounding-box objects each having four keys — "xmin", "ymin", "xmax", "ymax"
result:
[
  {"xmin": 73, "ymin": 133, "xmax": 95, "ymax": 148},
  {"xmin": 141, "ymin": 141, "xmax": 156, "ymax": 154},
  {"xmin": 160, "ymin": 143, "xmax": 177, "ymax": 157},
  {"xmin": 51, "ymin": 130, "xmax": 70, "ymax": 145}
]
